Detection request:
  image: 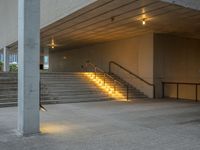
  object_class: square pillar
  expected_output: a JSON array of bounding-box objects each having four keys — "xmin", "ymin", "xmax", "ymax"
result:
[
  {"xmin": 18, "ymin": 0, "xmax": 40, "ymax": 136},
  {"xmin": 3, "ymin": 46, "xmax": 9, "ymax": 72}
]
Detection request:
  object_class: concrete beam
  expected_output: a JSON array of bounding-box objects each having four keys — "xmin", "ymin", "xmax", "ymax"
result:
[
  {"xmin": 18, "ymin": 0, "xmax": 40, "ymax": 136},
  {"xmin": 161, "ymin": 0, "xmax": 200, "ymax": 10}
]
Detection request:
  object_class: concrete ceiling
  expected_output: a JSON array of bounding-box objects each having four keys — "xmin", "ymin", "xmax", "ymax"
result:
[
  {"xmin": 10, "ymin": 0, "xmax": 200, "ymax": 51},
  {"xmin": 161, "ymin": 0, "xmax": 200, "ymax": 11}
]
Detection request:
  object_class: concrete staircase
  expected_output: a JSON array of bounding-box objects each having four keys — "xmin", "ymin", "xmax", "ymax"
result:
[
  {"xmin": 0, "ymin": 71, "xmax": 148, "ymax": 107},
  {"xmin": 0, "ymin": 72, "xmax": 114, "ymax": 107},
  {"xmin": 41, "ymin": 72, "xmax": 114, "ymax": 104},
  {"xmin": 109, "ymin": 73, "xmax": 148, "ymax": 99},
  {"xmin": 83, "ymin": 72, "xmax": 148, "ymax": 100},
  {"xmin": 0, "ymin": 73, "xmax": 18, "ymax": 107}
]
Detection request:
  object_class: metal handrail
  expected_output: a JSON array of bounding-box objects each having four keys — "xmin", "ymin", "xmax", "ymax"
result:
[
  {"xmin": 162, "ymin": 82, "xmax": 200, "ymax": 85},
  {"xmin": 109, "ymin": 61, "xmax": 155, "ymax": 98},
  {"xmin": 39, "ymin": 79, "xmax": 47, "ymax": 111},
  {"xmin": 162, "ymin": 81, "xmax": 199, "ymax": 102},
  {"xmin": 85, "ymin": 61, "xmax": 130, "ymax": 100},
  {"xmin": 86, "ymin": 62, "xmax": 124, "ymax": 86}
]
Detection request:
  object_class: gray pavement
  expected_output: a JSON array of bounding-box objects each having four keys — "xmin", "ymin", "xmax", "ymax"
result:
[{"xmin": 0, "ymin": 99, "xmax": 200, "ymax": 150}]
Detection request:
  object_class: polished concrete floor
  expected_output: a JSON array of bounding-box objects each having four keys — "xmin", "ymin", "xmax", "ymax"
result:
[{"xmin": 0, "ymin": 99, "xmax": 200, "ymax": 150}]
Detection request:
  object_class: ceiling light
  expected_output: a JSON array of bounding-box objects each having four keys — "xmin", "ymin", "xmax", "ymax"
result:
[
  {"xmin": 142, "ymin": 18, "xmax": 146, "ymax": 25},
  {"xmin": 51, "ymin": 37, "xmax": 55, "ymax": 49}
]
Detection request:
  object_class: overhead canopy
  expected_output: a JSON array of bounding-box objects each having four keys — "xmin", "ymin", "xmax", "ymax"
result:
[
  {"xmin": 41, "ymin": 0, "xmax": 200, "ymax": 50},
  {"xmin": 8, "ymin": 0, "xmax": 200, "ymax": 50}
]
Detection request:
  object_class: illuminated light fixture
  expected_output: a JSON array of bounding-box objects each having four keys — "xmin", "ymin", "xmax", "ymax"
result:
[
  {"xmin": 142, "ymin": 18, "xmax": 146, "ymax": 25},
  {"xmin": 51, "ymin": 37, "xmax": 56, "ymax": 49},
  {"xmin": 63, "ymin": 56, "xmax": 67, "ymax": 60},
  {"xmin": 47, "ymin": 37, "xmax": 57, "ymax": 49}
]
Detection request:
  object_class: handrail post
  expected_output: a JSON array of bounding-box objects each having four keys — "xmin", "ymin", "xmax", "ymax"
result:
[
  {"xmin": 85, "ymin": 63, "xmax": 88, "ymax": 72},
  {"xmin": 177, "ymin": 83, "xmax": 179, "ymax": 99},
  {"xmin": 196, "ymin": 84, "xmax": 198, "ymax": 102},
  {"xmin": 113, "ymin": 80, "xmax": 116, "ymax": 93},
  {"xmin": 162, "ymin": 82, "xmax": 165, "ymax": 98},
  {"xmin": 104, "ymin": 73, "xmax": 106, "ymax": 86},
  {"xmin": 39, "ymin": 80, "xmax": 41, "ymax": 104},
  {"xmin": 127, "ymin": 85, "xmax": 129, "ymax": 101},
  {"xmin": 95, "ymin": 66, "xmax": 97, "ymax": 79}
]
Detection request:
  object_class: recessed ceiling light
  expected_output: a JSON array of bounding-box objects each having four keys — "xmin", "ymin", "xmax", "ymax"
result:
[{"xmin": 142, "ymin": 18, "xmax": 146, "ymax": 25}]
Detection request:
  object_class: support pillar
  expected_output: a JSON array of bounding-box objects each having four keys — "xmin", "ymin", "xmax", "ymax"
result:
[
  {"xmin": 3, "ymin": 46, "xmax": 9, "ymax": 72},
  {"xmin": 18, "ymin": 0, "xmax": 40, "ymax": 136}
]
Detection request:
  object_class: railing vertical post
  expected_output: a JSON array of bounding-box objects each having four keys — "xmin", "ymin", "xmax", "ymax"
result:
[
  {"xmin": 196, "ymin": 84, "xmax": 198, "ymax": 102},
  {"xmin": 114, "ymin": 80, "xmax": 116, "ymax": 93},
  {"xmin": 39, "ymin": 80, "xmax": 41, "ymax": 107},
  {"xmin": 39, "ymin": 80, "xmax": 47, "ymax": 112},
  {"xmin": 95, "ymin": 66, "xmax": 97, "ymax": 79},
  {"xmin": 85, "ymin": 63, "xmax": 88, "ymax": 72},
  {"xmin": 104, "ymin": 73, "xmax": 106, "ymax": 86},
  {"xmin": 162, "ymin": 82, "xmax": 165, "ymax": 98},
  {"xmin": 177, "ymin": 83, "xmax": 179, "ymax": 99},
  {"xmin": 153, "ymin": 85, "xmax": 155, "ymax": 99},
  {"xmin": 127, "ymin": 85, "xmax": 129, "ymax": 101}
]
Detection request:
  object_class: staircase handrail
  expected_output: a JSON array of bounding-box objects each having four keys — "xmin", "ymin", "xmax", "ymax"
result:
[
  {"xmin": 84, "ymin": 61, "xmax": 130, "ymax": 100},
  {"xmin": 85, "ymin": 62, "xmax": 125, "ymax": 86},
  {"xmin": 109, "ymin": 61, "xmax": 155, "ymax": 98}
]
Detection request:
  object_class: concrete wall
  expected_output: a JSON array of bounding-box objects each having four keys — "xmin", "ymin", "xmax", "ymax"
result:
[
  {"xmin": 154, "ymin": 34, "xmax": 200, "ymax": 100},
  {"xmin": 49, "ymin": 33, "xmax": 154, "ymax": 97},
  {"xmin": 0, "ymin": 0, "xmax": 97, "ymax": 46}
]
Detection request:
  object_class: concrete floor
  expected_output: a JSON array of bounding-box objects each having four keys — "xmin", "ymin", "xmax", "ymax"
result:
[{"xmin": 0, "ymin": 99, "xmax": 200, "ymax": 150}]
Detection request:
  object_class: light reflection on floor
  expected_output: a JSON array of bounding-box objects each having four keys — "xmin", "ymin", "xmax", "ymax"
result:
[{"xmin": 40, "ymin": 123, "xmax": 72, "ymax": 134}]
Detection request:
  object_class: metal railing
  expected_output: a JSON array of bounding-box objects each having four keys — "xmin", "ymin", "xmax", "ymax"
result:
[
  {"xmin": 84, "ymin": 61, "xmax": 130, "ymax": 100},
  {"xmin": 109, "ymin": 61, "xmax": 155, "ymax": 98},
  {"xmin": 39, "ymin": 79, "xmax": 47, "ymax": 111},
  {"xmin": 162, "ymin": 82, "xmax": 200, "ymax": 102}
]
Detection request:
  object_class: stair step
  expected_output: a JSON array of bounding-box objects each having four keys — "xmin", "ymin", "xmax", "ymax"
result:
[
  {"xmin": 109, "ymin": 73, "xmax": 148, "ymax": 98},
  {"xmin": 0, "ymin": 71, "xmax": 148, "ymax": 107},
  {"xmin": 0, "ymin": 102, "xmax": 17, "ymax": 108}
]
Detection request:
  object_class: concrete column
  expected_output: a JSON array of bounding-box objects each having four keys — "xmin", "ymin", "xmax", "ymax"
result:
[
  {"xmin": 3, "ymin": 46, "xmax": 9, "ymax": 72},
  {"xmin": 18, "ymin": 0, "xmax": 40, "ymax": 136}
]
